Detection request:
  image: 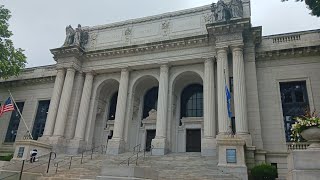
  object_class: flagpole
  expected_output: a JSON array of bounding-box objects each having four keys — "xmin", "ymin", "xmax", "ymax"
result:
[
  {"xmin": 8, "ymin": 90, "xmax": 33, "ymax": 140},
  {"xmin": 224, "ymin": 70, "xmax": 234, "ymax": 137}
]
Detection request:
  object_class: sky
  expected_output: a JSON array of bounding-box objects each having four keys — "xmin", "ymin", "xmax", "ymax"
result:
[{"xmin": 1, "ymin": 0, "xmax": 320, "ymax": 68}]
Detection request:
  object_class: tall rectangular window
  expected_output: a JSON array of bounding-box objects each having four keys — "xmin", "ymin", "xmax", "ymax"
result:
[
  {"xmin": 32, "ymin": 100, "xmax": 50, "ymax": 140},
  {"xmin": 4, "ymin": 102, "xmax": 25, "ymax": 143},
  {"xmin": 279, "ymin": 81, "xmax": 309, "ymax": 142}
]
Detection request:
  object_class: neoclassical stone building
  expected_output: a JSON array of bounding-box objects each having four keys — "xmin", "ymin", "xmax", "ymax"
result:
[{"xmin": 0, "ymin": 0, "xmax": 319, "ymax": 178}]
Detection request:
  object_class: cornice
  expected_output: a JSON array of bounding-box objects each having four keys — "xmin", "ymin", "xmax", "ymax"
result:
[
  {"xmin": 85, "ymin": 35, "xmax": 209, "ymax": 59},
  {"xmin": 255, "ymin": 45, "xmax": 320, "ymax": 61},
  {"xmin": 50, "ymin": 45, "xmax": 85, "ymax": 60},
  {"xmin": 206, "ymin": 18, "xmax": 251, "ymax": 36}
]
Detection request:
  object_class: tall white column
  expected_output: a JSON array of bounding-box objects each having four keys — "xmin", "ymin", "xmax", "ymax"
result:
[
  {"xmin": 107, "ymin": 68, "xmax": 129, "ymax": 155},
  {"xmin": 202, "ymin": 58, "xmax": 217, "ymax": 156},
  {"xmin": 152, "ymin": 64, "xmax": 169, "ymax": 155},
  {"xmin": 155, "ymin": 64, "xmax": 169, "ymax": 138},
  {"xmin": 232, "ymin": 45, "xmax": 249, "ymax": 134},
  {"xmin": 42, "ymin": 69, "xmax": 65, "ymax": 138},
  {"xmin": 203, "ymin": 58, "xmax": 216, "ymax": 138},
  {"xmin": 53, "ymin": 68, "xmax": 76, "ymax": 137},
  {"xmin": 217, "ymin": 47, "xmax": 230, "ymax": 135},
  {"xmin": 74, "ymin": 72, "xmax": 94, "ymax": 140}
]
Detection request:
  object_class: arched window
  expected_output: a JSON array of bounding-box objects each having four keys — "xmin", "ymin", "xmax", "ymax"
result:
[
  {"xmin": 180, "ymin": 84, "xmax": 203, "ymax": 118},
  {"xmin": 108, "ymin": 92, "xmax": 118, "ymax": 120},
  {"xmin": 143, "ymin": 87, "xmax": 158, "ymax": 119}
]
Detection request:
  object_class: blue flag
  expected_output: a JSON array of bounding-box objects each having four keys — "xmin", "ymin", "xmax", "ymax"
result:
[{"xmin": 225, "ymin": 85, "xmax": 232, "ymax": 118}]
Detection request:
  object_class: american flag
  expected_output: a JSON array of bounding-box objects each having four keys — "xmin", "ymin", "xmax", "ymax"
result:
[{"xmin": 2, "ymin": 97, "xmax": 15, "ymax": 114}]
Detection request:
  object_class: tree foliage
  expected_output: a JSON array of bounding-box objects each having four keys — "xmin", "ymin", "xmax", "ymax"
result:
[
  {"xmin": 282, "ymin": 0, "xmax": 320, "ymax": 17},
  {"xmin": 0, "ymin": 5, "xmax": 27, "ymax": 79}
]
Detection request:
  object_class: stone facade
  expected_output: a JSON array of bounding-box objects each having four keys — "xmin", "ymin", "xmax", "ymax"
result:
[{"xmin": 0, "ymin": 0, "xmax": 319, "ymax": 179}]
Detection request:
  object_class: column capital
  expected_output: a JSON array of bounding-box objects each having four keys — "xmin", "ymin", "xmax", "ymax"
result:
[
  {"xmin": 230, "ymin": 44, "xmax": 244, "ymax": 52},
  {"xmin": 121, "ymin": 67, "xmax": 130, "ymax": 73},
  {"xmin": 204, "ymin": 57, "xmax": 215, "ymax": 64},
  {"xmin": 66, "ymin": 67, "xmax": 76, "ymax": 73},
  {"xmin": 216, "ymin": 46, "xmax": 229, "ymax": 54},
  {"xmin": 83, "ymin": 71, "xmax": 96, "ymax": 76}
]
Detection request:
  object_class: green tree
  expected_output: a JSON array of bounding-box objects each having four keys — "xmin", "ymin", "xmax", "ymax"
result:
[
  {"xmin": 282, "ymin": 0, "xmax": 320, "ymax": 17},
  {"xmin": 0, "ymin": 5, "xmax": 27, "ymax": 79}
]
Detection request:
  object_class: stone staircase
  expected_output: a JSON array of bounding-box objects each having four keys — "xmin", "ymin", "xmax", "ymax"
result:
[
  {"xmin": 134, "ymin": 152, "xmax": 239, "ymax": 180},
  {"xmin": 0, "ymin": 144, "xmax": 14, "ymax": 157},
  {"xmin": 1, "ymin": 152, "xmax": 240, "ymax": 180}
]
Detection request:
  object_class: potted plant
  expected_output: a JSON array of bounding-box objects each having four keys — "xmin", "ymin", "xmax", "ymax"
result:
[
  {"xmin": 291, "ymin": 110, "xmax": 320, "ymax": 149},
  {"xmin": 250, "ymin": 163, "xmax": 277, "ymax": 180}
]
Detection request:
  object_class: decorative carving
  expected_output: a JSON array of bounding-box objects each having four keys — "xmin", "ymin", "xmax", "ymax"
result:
[
  {"xmin": 211, "ymin": 0, "xmax": 243, "ymax": 22},
  {"xmin": 63, "ymin": 24, "xmax": 89, "ymax": 49},
  {"xmin": 125, "ymin": 27, "xmax": 132, "ymax": 42},
  {"xmin": 146, "ymin": 109, "xmax": 157, "ymax": 120},
  {"xmin": 229, "ymin": 0, "xmax": 243, "ymax": 19},
  {"xmin": 203, "ymin": 13, "xmax": 213, "ymax": 24},
  {"xmin": 161, "ymin": 20, "xmax": 170, "ymax": 36},
  {"xmin": 215, "ymin": 33, "xmax": 242, "ymax": 43}
]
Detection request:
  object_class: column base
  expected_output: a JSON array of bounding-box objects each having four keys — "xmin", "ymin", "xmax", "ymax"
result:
[
  {"xmin": 106, "ymin": 138, "xmax": 125, "ymax": 155},
  {"xmin": 67, "ymin": 139, "xmax": 87, "ymax": 154},
  {"xmin": 235, "ymin": 133, "xmax": 252, "ymax": 146},
  {"xmin": 47, "ymin": 136, "xmax": 68, "ymax": 153},
  {"xmin": 151, "ymin": 137, "xmax": 168, "ymax": 156},
  {"xmin": 201, "ymin": 137, "xmax": 217, "ymax": 157}
]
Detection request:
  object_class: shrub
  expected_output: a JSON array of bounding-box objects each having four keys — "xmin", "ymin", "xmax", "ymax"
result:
[
  {"xmin": 251, "ymin": 163, "xmax": 277, "ymax": 180},
  {"xmin": 0, "ymin": 154, "xmax": 13, "ymax": 161}
]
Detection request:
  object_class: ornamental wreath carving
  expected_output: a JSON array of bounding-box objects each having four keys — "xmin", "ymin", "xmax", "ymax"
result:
[
  {"xmin": 63, "ymin": 24, "xmax": 89, "ymax": 49},
  {"xmin": 211, "ymin": 0, "xmax": 243, "ymax": 22}
]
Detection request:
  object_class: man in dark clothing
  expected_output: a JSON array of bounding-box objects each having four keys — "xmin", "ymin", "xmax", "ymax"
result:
[{"xmin": 30, "ymin": 149, "xmax": 38, "ymax": 163}]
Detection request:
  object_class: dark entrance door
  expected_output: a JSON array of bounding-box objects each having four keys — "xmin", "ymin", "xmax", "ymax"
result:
[
  {"xmin": 186, "ymin": 129, "xmax": 201, "ymax": 152},
  {"xmin": 146, "ymin": 130, "xmax": 156, "ymax": 152}
]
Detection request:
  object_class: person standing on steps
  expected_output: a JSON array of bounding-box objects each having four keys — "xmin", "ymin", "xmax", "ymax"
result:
[{"xmin": 30, "ymin": 149, "xmax": 38, "ymax": 163}]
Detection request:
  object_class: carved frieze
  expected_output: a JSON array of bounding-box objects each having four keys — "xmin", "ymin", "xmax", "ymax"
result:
[{"xmin": 215, "ymin": 33, "xmax": 243, "ymax": 43}]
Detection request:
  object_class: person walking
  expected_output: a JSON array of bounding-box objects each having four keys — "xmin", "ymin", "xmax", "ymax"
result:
[{"xmin": 30, "ymin": 149, "xmax": 38, "ymax": 163}]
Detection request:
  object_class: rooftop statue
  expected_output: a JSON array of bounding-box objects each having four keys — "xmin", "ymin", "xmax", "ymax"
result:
[
  {"xmin": 62, "ymin": 24, "xmax": 89, "ymax": 49},
  {"xmin": 211, "ymin": 0, "xmax": 243, "ymax": 22}
]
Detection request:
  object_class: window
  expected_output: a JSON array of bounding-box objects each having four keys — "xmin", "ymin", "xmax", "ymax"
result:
[
  {"xmin": 280, "ymin": 81, "xmax": 309, "ymax": 142},
  {"xmin": 142, "ymin": 87, "xmax": 158, "ymax": 119},
  {"xmin": 180, "ymin": 84, "xmax": 203, "ymax": 118},
  {"xmin": 32, "ymin": 100, "xmax": 50, "ymax": 140},
  {"xmin": 5, "ymin": 102, "xmax": 25, "ymax": 143},
  {"xmin": 108, "ymin": 92, "xmax": 118, "ymax": 120}
]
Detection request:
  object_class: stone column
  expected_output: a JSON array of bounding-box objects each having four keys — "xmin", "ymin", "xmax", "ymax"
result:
[
  {"xmin": 107, "ymin": 68, "xmax": 129, "ymax": 155},
  {"xmin": 202, "ymin": 58, "xmax": 216, "ymax": 156},
  {"xmin": 42, "ymin": 69, "xmax": 65, "ymax": 138},
  {"xmin": 231, "ymin": 45, "xmax": 249, "ymax": 136},
  {"xmin": 53, "ymin": 68, "xmax": 76, "ymax": 137},
  {"xmin": 74, "ymin": 72, "xmax": 94, "ymax": 140},
  {"xmin": 152, "ymin": 64, "xmax": 169, "ymax": 155},
  {"xmin": 217, "ymin": 47, "xmax": 230, "ymax": 135}
]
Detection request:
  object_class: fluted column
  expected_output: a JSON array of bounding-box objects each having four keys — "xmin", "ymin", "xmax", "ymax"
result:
[
  {"xmin": 112, "ymin": 68, "xmax": 129, "ymax": 140},
  {"xmin": 201, "ymin": 58, "xmax": 217, "ymax": 156},
  {"xmin": 155, "ymin": 64, "xmax": 169, "ymax": 138},
  {"xmin": 53, "ymin": 68, "xmax": 76, "ymax": 137},
  {"xmin": 107, "ymin": 68, "xmax": 129, "ymax": 155},
  {"xmin": 74, "ymin": 72, "xmax": 94, "ymax": 140},
  {"xmin": 152, "ymin": 64, "xmax": 169, "ymax": 155},
  {"xmin": 203, "ymin": 58, "xmax": 216, "ymax": 138},
  {"xmin": 217, "ymin": 47, "xmax": 230, "ymax": 135},
  {"xmin": 232, "ymin": 45, "xmax": 249, "ymax": 134},
  {"xmin": 42, "ymin": 69, "xmax": 65, "ymax": 137}
]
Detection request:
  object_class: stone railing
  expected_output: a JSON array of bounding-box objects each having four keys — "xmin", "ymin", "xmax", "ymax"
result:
[
  {"xmin": 272, "ymin": 35, "xmax": 301, "ymax": 43},
  {"xmin": 287, "ymin": 142, "xmax": 310, "ymax": 151}
]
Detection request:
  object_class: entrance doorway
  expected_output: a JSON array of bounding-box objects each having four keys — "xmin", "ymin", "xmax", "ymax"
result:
[
  {"xmin": 186, "ymin": 129, "xmax": 201, "ymax": 152},
  {"xmin": 146, "ymin": 130, "xmax": 156, "ymax": 151}
]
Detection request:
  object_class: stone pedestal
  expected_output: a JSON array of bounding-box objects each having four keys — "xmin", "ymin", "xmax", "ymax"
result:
[
  {"xmin": 151, "ymin": 138, "xmax": 168, "ymax": 155},
  {"xmin": 106, "ymin": 139, "xmax": 125, "ymax": 155},
  {"xmin": 13, "ymin": 140, "xmax": 52, "ymax": 161},
  {"xmin": 48, "ymin": 136, "xmax": 67, "ymax": 153},
  {"xmin": 287, "ymin": 150, "xmax": 320, "ymax": 180},
  {"xmin": 217, "ymin": 138, "xmax": 248, "ymax": 180},
  {"xmin": 201, "ymin": 137, "xmax": 217, "ymax": 156}
]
